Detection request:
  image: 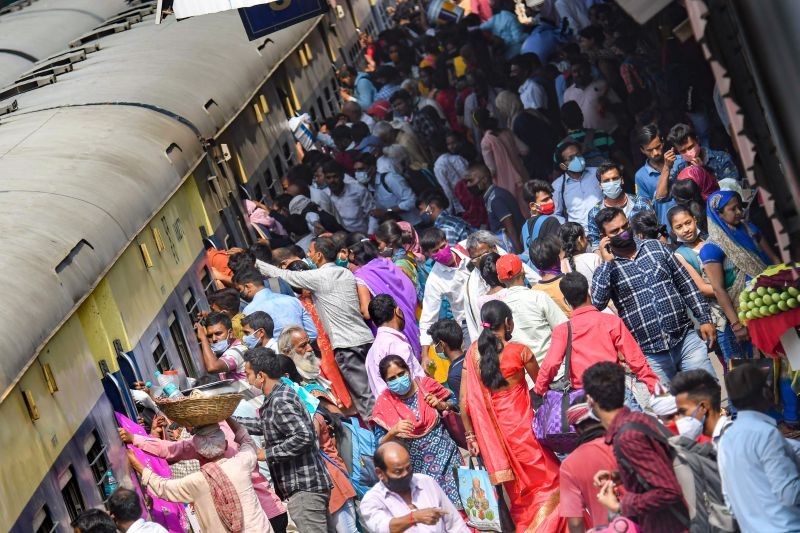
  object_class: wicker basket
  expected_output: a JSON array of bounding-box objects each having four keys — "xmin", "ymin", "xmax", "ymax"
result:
[{"xmin": 156, "ymin": 393, "xmax": 243, "ymax": 428}]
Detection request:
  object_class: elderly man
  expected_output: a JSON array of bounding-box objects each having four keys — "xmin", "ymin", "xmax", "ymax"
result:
[
  {"xmin": 341, "ymin": 100, "xmax": 375, "ymax": 131},
  {"xmin": 361, "ymin": 441, "xmax": 469, "ymax": 533},
  {"xmin": 276, "ymin": 325, "xmax": 330, "ymax": 391},
  {"xmin": 128, "ymin": 418, "xmax": 274, "ymax": 533},
  {"xmin": 373, "ymin": 120, "xmax": 431, "ymax": 170}
]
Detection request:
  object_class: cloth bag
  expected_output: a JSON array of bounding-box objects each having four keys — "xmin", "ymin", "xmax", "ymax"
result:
[
  {"xmin": 533, "ymin": 322, "xmax": 583, "ymax": 454},
  {"xmin": 454, "ymin": 457, "xmax": 503, "ymax": 532}
]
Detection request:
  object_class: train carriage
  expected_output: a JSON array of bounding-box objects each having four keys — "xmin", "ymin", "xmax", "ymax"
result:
[{"xmin": 0, "ymin": 1, "xmax": 374, "ymax": 529}]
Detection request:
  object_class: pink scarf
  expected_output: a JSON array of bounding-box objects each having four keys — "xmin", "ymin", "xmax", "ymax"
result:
[
  {"xmin": 245, "ymin": 199, "xmax": 287, "ymax": 236},
  {"xmin": 677, "ymin": 165, "xmax": 720, "ymax": 201},
  {"xmin": 200, "ymin": 461, "xmax": 244, "ymax": 532},
  {"xmin": 397, "ymin": 221, "xmax": 425, "ymax": 261}
]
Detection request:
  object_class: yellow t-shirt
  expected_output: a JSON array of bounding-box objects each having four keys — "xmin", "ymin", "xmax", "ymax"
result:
[{"xmin": 531, "ymin": 278, "xmax": 572, "ymax": 318}]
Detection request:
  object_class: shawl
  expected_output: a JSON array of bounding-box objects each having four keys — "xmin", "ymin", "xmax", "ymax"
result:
[
  {"xmin": 706, "ymin": 190, "xmax": 767, "ymax": 307},
  {"xmin": 355, "ymin": 258, "xmax": 421, "ymax": 357},
  {"xmin": 200, "ymin": 461, "xmax": 244, "ymax": 532},
  {"xmin": 397, "ymin": 220, "xmax": 426, "ymax": 261},
  {"xmin": 677, "ymin": 165, "xmax": 720, "ymax": 201},
  {"xmin": 370, "ymin": 377, "xmax": 451, "ymax": 437}
]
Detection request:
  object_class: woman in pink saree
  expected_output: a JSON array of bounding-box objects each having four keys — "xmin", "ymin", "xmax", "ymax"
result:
[{"xmin": 460, "ymin": 300, "xmax": 564, "ymax": 533}]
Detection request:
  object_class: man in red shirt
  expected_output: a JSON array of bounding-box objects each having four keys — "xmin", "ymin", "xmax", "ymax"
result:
[
  {"xmin": 584, "ymin": 362, "xmax": 689, "ymax": 533},
  {"xmin": 559, "ymin": 398, "xmax": 617, "ymax": 532},
  {"xmin": 534, "ymin": 272, "xmax": 660, "ymax": 396}
]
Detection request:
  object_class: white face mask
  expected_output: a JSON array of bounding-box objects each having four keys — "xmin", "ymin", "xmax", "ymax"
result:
[
  {"xmin": 675, "ymin": 405, "xmax": 705, "ymax": 440},
  {"xmin": 355, "ymin": 170, "xmax": 370, "ymax": 185}
]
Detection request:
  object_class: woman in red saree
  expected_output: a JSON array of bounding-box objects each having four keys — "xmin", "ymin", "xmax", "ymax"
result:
[{"xmin": 459, "ymin": 300, "xmax": 564, "ymax": 533}]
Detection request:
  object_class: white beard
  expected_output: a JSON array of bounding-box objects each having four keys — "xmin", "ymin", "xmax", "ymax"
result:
[{"xmin": 291, "ymin": 350, "xmax": 322, "ymax": 380}]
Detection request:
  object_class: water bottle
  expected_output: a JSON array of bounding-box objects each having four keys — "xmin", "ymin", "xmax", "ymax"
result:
[
  {"xmin": 154, "ymin": 371, "xmax": 181, "ymax": 399},
  {"xmin": 103, "ymin": 470, "xmax": 118, "ymax": 498}
]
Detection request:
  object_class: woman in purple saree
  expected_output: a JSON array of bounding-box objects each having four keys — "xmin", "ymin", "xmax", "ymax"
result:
[{"xmin": 347, "ymin": 236, "xmax": 421, "ymax": 358}]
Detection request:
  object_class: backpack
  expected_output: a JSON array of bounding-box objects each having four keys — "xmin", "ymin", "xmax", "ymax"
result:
[
  {"xmin": 338, "ymin": 417, "xmax": 379, "ymax": 498},
  {"xmin": 525, "ymin": 214, "xmax": 552, "ymax": 249},
  {"xmin": 405, "ymin": 167, "xmax": 442, "ymax": 197},
  {"xmin": 614, "ymin": 421, "xmax": 738, "ymax": 533}
]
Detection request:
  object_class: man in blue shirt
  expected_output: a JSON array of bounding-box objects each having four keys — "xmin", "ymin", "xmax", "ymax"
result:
[
  {"xmin": 418, "ymin": 190, "xmax": 473, "ymax": 245},
  {"xmin": 635, "ymin": 124, "xmax": 676, "ymax": 226},
  {"xmin": 234, "ymin": 268, "xmax": 317, "ymax": 341},
  {"xmin": 587, "ymin": 161, "xmax": 653, "ymax": 250},
  {"xmin": 719, "ymin": 364, "xmax": 800, "ymax": 532},
  {"xmin": 666, "ymin": 122, "xmax": 741, "ymax": 182},
  {"xmin": 338, "ymin": 65, "xmax": 377, "ymax": 110}
]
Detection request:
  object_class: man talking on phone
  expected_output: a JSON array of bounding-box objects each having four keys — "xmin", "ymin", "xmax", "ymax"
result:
[{"xmin": 591, "ymin": 207, "xmax": 717, "ymax": 383}]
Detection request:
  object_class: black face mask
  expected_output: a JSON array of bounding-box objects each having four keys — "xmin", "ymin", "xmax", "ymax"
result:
[
  {"xmin": 384, "ymin": 471, "xmax": 413, "ymax": 493},
  {"xmin": 467, "ymin": 185, "xmax": 483, "ymax": 196},
  {"xmin": 609, "ymin": 230, "xmax": 635, "ymax": 250}
]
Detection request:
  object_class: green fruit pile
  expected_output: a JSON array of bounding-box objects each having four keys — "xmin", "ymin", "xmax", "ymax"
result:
[{"xmin": 738, "ymin": 285, "xmax": 800, "ymax": 323}]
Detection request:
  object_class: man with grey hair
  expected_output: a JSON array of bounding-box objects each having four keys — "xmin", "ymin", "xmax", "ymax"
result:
[
  {"xmin": 276, "ymin": 325, "xmax": 324, "ymax": 384},
  {"xmin": 373, "ymin": 120, "xmax": 430, "ymax": 170},
  {"xmin": 341, "ymin": 100, "xmax": 375, "ymax": 131}
]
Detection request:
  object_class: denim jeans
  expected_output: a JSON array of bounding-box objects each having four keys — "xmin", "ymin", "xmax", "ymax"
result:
[
  {"xmin": 643, "ymin": 329, "xmax": 716, "ymax": 384},
  {"xmin": 332, "ymin": 499, "xmax": 358, "ymax": 533},
  {"xmin": 716, "ymin": 323, "xmax": 752, "ymax": 367}
]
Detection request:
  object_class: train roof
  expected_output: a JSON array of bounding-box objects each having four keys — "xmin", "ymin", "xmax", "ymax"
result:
[
  {"xmin": 0, "ymin": 0, "xmax": 134, "ymax": 87},
  {"xmin": 0, "ymin": 8, "xmax": 322, "ymax": 399}
]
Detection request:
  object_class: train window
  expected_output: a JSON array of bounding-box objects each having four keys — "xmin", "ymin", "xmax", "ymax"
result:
[
  {"xmin": 33, "ymin": 505, "xmax": 56, "ymax": 533},
  {"xmin": 282, "ymin": 142, "xmax": 292, "ymax": 163},
  {"xmin": 183, "ymin": 288, "xmax": 197, "ymax": 317},
  {"xmin": 324, "ymin": 87, "xmax": 331, "ymax": 101},
  {"xmin": 84, "ymin": 430, "xmax": 109, "ymax": 501},
  {"xmin": 60, "ymin": 467, "xmax": 85, "ymax": 522},
  {"xmin": 309, "ymin": 105, "xmax": 317, "ymax": 123},
  {"xmin": 273, "ymin": 155, "xmax": 284, "ymax": 179},
  {"xmin": 200, "ymin": 266, "xmax": 215, "ymax": 298},
  {"xmin": 169, "ymin": 312, "xmax": 197, "ymax": 378},
  {"xmin": 316, "ymin": 97, "xmax": 326, "ymax": 120},
  {"xmin": 264, "ymin": 168, "xmax": 275, "ymax": 193},
  {"xmin": 254, "ymin": 182, "xmax": 264, "ymax": 203},
  {"xmin": 151, "ymin": 335, "xmax": 169, "ymax": 373}
]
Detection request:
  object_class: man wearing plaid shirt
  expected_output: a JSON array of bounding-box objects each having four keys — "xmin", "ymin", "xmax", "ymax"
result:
[
  {"xmin": 239, "ymin": 347, "xmax": 333, "ymax": 532},
  {"xmin": 591, "ymin": 207, "xmax": 717, "ymax": 383}
]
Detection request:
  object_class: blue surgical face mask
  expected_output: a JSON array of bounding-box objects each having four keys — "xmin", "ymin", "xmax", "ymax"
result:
[
  {"xmin": 303, "ymin": 257, "xmax": 318, "ymax": 269},
  {"xmin": 601, "ymin": 179, "xmax": 623, "ymax": 199},
  {"xmin": 335, "ymin": 258, "xmax": 349, "ymax": 267},
  {"xmin": 243, "ymin": 332, "xmax": 261, "ymax": 349},
  {"xmin": 567, "ymin": 155, "xmax": 586, "ymax": 173},
  {"xmin": 211, "ymin": 338, "xmax": 230, "ymax": 355},
  {"xmin": 387, "ymin": 374, "xmax": 412, "ymax": 395},
  {"xmin": 355, "ymin": 170, "xmax": 370, "ymax": 185}
]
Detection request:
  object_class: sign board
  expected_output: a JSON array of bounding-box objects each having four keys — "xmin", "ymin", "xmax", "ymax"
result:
[
  {"xmin": 172, "ymin": 0, "xmax": 280, "ymax": 19},
  {"xmin": 239, "ymin": 0, "xmax": 329, "ymax": 41}
]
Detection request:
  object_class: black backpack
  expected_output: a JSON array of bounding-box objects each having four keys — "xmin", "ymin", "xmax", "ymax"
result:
[{"xmin": 614, "ymin": 421, "xmax": 738, "ymax": 533}]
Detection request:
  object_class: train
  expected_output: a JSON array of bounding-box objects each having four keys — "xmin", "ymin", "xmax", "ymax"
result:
[{"xmin": 0, "ymin": 0, "xmax": 389, "ymax": 529}]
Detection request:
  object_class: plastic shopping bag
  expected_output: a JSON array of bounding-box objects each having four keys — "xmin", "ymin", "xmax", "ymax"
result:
[{"xmin": 454, "ymin": 458, "xmax": 502, "ymax": 532}]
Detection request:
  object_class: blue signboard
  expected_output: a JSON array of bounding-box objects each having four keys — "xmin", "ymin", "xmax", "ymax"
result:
[{"xmin": 239, "ymin": 0, "xmax": 329, "ymax": 41}]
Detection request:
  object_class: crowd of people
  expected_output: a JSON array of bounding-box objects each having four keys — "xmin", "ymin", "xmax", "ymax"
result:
[{"xmin": 70, "ymin": 1, "xmax": 800, "ymax": 532}]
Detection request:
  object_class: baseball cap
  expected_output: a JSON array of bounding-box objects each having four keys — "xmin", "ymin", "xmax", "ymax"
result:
[{"xmin": 496, "ymin": 254, "xmax": 522, "ymax": 281}]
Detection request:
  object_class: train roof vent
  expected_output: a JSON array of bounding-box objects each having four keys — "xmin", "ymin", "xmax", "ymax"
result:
[
  {"xmin": 16, "ymin": 63, "xmax": 73, "ymax": 85},
  {"xmin": 101, "ymin": 4, "xmax": 157, "ymax": 26},
  {"xmin": 0, "ymin": 75, "xmax": 55, "ymax": 102},
  {"xmin": 42, "ymin": 44, "xmax": 99, "ymax": 65},
  {"xmin": 0, "ymin": 0, "xmax": 33, "ymax": 16},
  {"xmin": 0, "ymin": 99, "xmax": 18, "ymax": 117},
  {"xmin": 69, "ymin": 21, "xmax": 131, "ymax": 48}
]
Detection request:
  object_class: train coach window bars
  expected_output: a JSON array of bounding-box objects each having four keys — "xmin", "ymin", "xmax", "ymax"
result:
[
  {"xmin": 84, "ymin": 430, "xmax": 110, "ymax": 502},
  {"xmin": 33, "ymin": 504, "xmax": 56, "ymax": 533},
  {"xmin": 151, "ymin": 334, "xmax": 169, "ymax": 374},
  {"xmin": 59, "ymin": 466, "xmax": 85, "ymax": 522}
]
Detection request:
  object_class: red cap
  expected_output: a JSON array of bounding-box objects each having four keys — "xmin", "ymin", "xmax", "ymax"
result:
[
  {"xmin": 496, "ymin": 254, "xmax": 522, "ymax": 281},
  {"xmin": 367, "ymin": 100, "xmax": 391, "ymax": 120}
]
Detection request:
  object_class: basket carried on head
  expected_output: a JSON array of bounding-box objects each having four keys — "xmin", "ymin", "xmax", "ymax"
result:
[{"xmin": 156, "ymin": 393, "xmax": 243, "ymax": 428}]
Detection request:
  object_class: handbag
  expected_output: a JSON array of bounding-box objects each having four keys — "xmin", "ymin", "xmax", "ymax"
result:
[
  {"xmin": 416, "ymin": 379, "xmax": 468, "ymax": 448},
  {"xmin": 453, "ymin": 457, "xmax": 503, "ymax": 532},
  {"xmin": 532, "ymin": 322, "xmax": 583, "ymax": 454}
]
